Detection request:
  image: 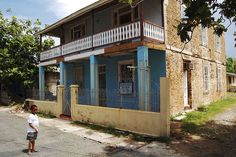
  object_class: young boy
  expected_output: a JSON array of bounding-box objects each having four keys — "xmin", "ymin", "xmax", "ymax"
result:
[{"xmin": 26, "ymin": 105, "xmax": 39, "ymax": 155}]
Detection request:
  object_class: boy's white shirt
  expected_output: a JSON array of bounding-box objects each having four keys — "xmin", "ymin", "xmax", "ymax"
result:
[{"xmin": 27, "ymin": 113, "xmax": 39, "ymax": 133}]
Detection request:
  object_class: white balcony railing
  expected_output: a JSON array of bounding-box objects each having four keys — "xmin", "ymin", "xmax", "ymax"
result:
[
  {"xmin": 40, "ymin": 46, "xmax": 61, "ymax": 61},
  {"xmin": 62, "ymin": 36, "xmax": 92, "ymax": 55},
  {"xmin": 143, "ymin": 21, "xmax": 164, "ymax": 42},
  {"xmin": 93, "ymin": 21, "xmax": 141, "ymax": 47},
  {"xmin": 40, "ymin": 21, "xmax": 165, "ymax": 61}
]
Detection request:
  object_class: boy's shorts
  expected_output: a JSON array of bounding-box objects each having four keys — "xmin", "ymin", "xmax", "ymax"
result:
[{"xmin": 26, "ymin": 132, "xmax": 38, "ymax": 141}]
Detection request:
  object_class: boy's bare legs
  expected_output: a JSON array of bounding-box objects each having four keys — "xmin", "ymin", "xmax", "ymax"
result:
[
  {"xmin": 28, "ymin": 141, "xmax": 32, "ymax": 155},
  {"xmin": 31, "ymin": 141, "xmax": 35, "ymax": 152}
]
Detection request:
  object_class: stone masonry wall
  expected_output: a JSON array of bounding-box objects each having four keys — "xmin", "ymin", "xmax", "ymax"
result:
[{"xmin": 164, "ymin": 0, "xmax": 227, "ymax": 115}]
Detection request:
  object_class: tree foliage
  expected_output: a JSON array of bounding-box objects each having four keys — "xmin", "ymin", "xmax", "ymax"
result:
[
  {"xmin": 178, "ymin": 0, "xmax": 236, "ymax": 43},
  {"xmin": 226, "ymin": 57, "xmax": 236, "ymax": 73},
  {"xmin": 0, "ymin": 11, "xmax": 54, "ymax": 100}
]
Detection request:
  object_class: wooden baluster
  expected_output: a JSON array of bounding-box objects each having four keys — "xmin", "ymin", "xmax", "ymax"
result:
[
  {"xmin": 122, "ymin": 27, "xmax": 124, "ymax": 40},
  {"xmin": 111, "ymin": 29, "xmax": 113, "ymax": 43},
  {"xmin": 114, "ymin": 28, "xmax": 117, "ymax": 42}
]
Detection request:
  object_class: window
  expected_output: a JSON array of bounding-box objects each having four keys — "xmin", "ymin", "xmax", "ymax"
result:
[
  {"xmin": 180, "ymin": 2, "xmax": 187, "ymax": 19},
  {"xmin": 113, "ymin": 6, "xmax": 139, "ymax": 26},
  {"xmin": 118, "ymin": 60, "xmax": 135, "ymax": 94},
  {"xmin": 200, "ymin": 25, "xmax": 208, "ymax": 47},
  {"xmin": 203, "ymin": 65, "xmax": 210, "ymax": 93},
  {"xmin": 216, "ymin": 67, "xmax": 222, "ymax": 92},
  {"xmin": 73, "ymin": 66, "xmax": 84, "ymax": 95},
  {"xmin": 215, "ymin": 34, "xmax": 221, "ymax": 52},
  {"xmin": 71, "ymin": 24, "xmax": 85, "ymax": 40}
]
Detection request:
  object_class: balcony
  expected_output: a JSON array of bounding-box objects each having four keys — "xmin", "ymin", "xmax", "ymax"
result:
[{"xmin": 40, "ymin": 21, "xmax": 164, "ymax": 61}]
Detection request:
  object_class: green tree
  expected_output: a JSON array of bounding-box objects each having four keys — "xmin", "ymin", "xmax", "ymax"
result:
[
  {"xmin": 226, "ymin": 58, "xmax": 235, "ymax": 73},
  {"xmin": 121, "ymin": 0, "xmax": 236, "ymax": 43},
  {"xmin": 0, "ymin": 11, "xmax": 54, "ymax": 101},
  {"xmin": 178, "ymin": 0, "xmax": 236, "ymax": 43}
]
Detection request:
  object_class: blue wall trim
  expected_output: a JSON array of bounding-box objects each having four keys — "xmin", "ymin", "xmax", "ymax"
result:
[
  {"xmin": 90, "ymin": 55, "xmax": 99, "ymax": 105},
  {"xmin": 137, "ymin": 46, "xmax": 149, "ymax": 111},
  {"xmin": 60, "ymin": 62, "xmax": 65, "ymax": 85}
]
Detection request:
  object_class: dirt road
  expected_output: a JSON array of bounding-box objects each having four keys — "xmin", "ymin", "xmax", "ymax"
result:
[{"xmin": 170, "ymin": 104, "xmax": 236, "ymax": 157}]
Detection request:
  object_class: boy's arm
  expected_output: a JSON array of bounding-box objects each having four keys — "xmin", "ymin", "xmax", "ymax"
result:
[{"xmin": 29, "ymin": 123, "xmax": 39, "ymax": 133}]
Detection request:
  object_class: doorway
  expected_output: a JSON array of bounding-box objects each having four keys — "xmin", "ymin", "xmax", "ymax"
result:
[
  {"xmin": 183, "ymin": 61, "xmax": 192, "ymax": 109},
  {"xmin": 98, "ymin": 65, "xmax": 106, "ymax": 106}
]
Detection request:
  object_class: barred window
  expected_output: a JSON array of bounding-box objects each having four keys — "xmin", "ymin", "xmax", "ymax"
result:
[
  {"xmin": 118, "ymin": 60, "xmax": 134, "ymax": 83},
  {"xmin": 118, "ymin": 60, "xmax": 135, "ymax": 95}
]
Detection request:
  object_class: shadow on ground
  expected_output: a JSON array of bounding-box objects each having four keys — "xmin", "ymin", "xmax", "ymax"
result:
[
  {"xmin": 101, "ymin": 145, "xmax": 160, "ymax": 157},
  {"xmin": 170, "ymin": 121, "xmax": 236, "ymax": 157}
]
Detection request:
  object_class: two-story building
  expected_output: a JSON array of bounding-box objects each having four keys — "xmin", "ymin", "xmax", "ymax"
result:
[{"xmin": 37, "ymin": 0, "xmax": 226, "ymax": 116}]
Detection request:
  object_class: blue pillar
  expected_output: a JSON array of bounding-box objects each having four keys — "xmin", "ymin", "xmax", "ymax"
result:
[
  {"xmin": 39, "ymin": 66, "xmax": 45, "ymax": 100},
  {"xmin": 137, "ymin": 46, "xmax": 150, "ymax": 111},
  {"xmin": 60, "ymin": 62, "xmax": 65, "ymax": 85},
  {"xmin": 90, "ymin": 55, "xmax": 99, "ymax": 105}
]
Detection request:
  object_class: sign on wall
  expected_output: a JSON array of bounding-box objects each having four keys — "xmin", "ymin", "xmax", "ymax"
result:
[{"xmin": 119, "ymin": 82, "xmax": 133, "ymax": 94}]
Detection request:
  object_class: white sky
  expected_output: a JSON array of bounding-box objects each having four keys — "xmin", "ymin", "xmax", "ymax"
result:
[{"xmin": 47, "ymin": 0, "xmax": 99, "ymax": 18}]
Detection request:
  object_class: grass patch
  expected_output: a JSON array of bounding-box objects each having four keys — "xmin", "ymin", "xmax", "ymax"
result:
[
  {"xmin": 37, "ymin": 111, "xmax": 56, "ymax": 119},
  {"xmin": 182, "ymin": 93, "xmax": 236, "ymax": 133},
  {"xmin": 72, "ymin": 121, "xmax": 170, "ymax": 143}
]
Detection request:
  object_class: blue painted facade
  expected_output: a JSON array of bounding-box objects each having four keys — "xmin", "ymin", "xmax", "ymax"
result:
[
  {"xmin": 38, "ymin": 0, "xmax": 167, "ymax": 115},
  {"xmin": 57, "ymin": 48, "xmax": 166, "ymax": 112}
]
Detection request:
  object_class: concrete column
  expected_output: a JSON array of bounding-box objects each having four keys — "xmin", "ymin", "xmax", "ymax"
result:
[
  {"xmin": 39, "ymin": 66, "xmax": 45, "ymax": 100},
  {"xmin": 59, "ymin": 62, "xmax": 65, "ymax": 85},
  {"xmin": 137, "ymin": 46, "xmax": 150, "ymax": 111},
  {"xmin": 90, "ymin": 55, "xmax": 99, "ymax": 105},
  {"xmin": 70, "ymin": 85, "xmax": 78, "ymax": 120},
  {"xmin": 56, "ymin": 85, "xmax": 64, "ymax": 118},
  {"xmin": 160, "ymin": 77, "xmax": 170, "ymax": 137}
]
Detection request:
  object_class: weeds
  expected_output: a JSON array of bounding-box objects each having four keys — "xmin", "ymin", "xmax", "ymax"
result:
[
  {"xmin": 181, "ymin": 94, "xmax": 236, "ymax": 133},
  {"xmin": 37, "ymin": 111, "xmax": 56, "ymax": 118}
]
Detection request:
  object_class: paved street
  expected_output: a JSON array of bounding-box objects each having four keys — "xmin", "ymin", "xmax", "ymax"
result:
[
  {"xmin": 0, "ymin": 108, "xmax": 109, "ymax": 157},
  {"xmin": 0, "ymin": 107, "xmax": 186, "ymax": 157}
]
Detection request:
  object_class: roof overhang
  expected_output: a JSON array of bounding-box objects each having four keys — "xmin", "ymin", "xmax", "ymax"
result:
[{"xmin": 36, "ymin": 0, "xmax": 113, "ymax": 36}]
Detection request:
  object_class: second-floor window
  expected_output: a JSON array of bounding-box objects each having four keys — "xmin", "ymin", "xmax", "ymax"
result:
[
  {"xmin": 71, "ymin": 24, "xmax": 85, "ymax": 40},
  {"xmin": 200, "ymin": 25, "xmax": 208, "ymax": 47},
  {"xmin": 180, "ymin": 1, "xmax": 187, "ymax": 19},
  {"xmin": 215, "ymin": 34, "xmax": 221, "ymax": 52},
  {"xmin": 113, "ymin": 6, "xmax": 139, "ymax": 26}
]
